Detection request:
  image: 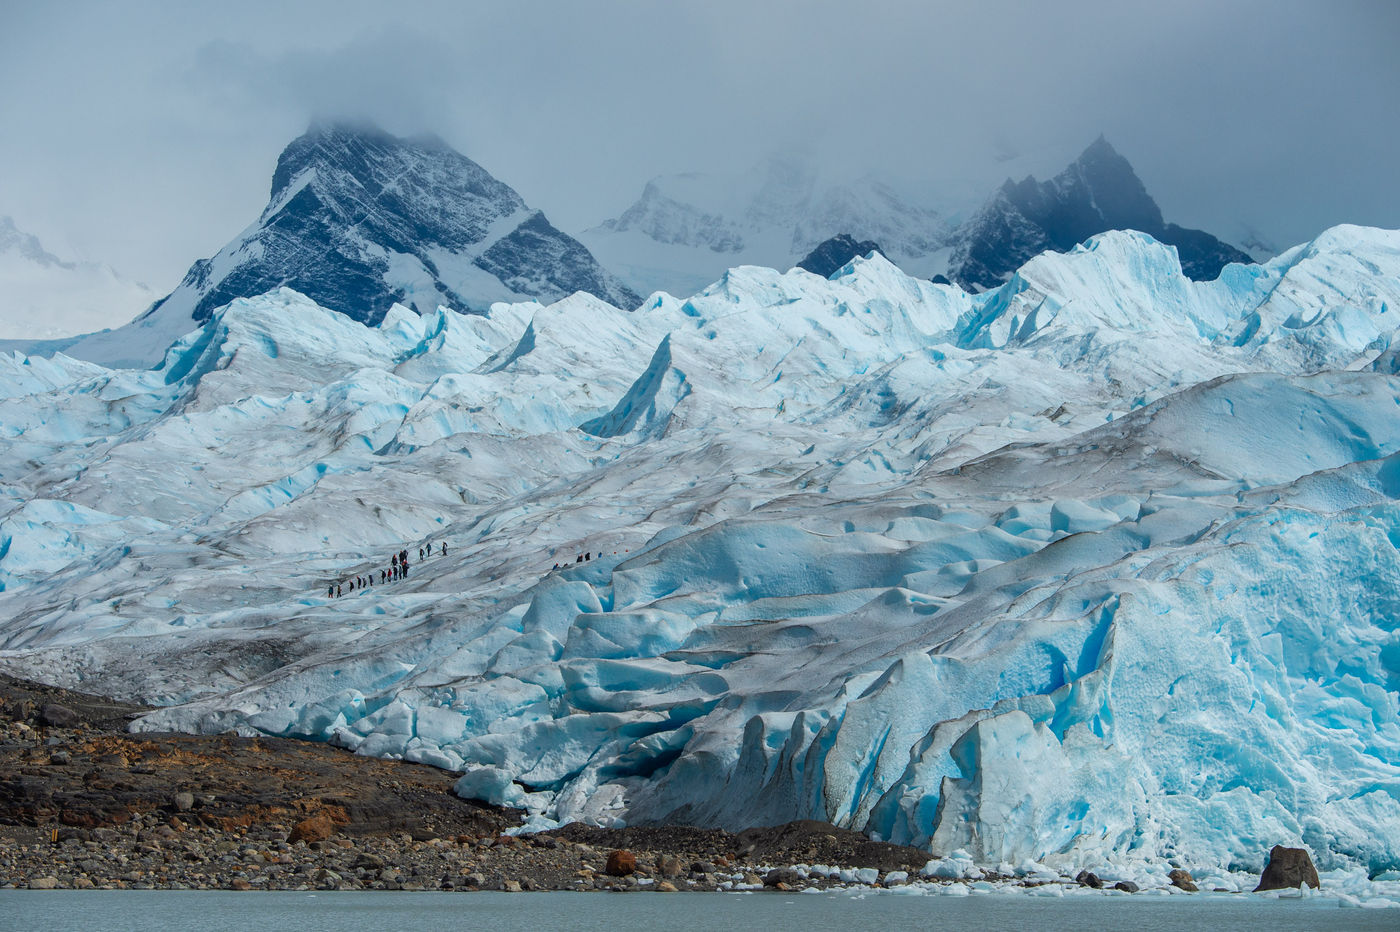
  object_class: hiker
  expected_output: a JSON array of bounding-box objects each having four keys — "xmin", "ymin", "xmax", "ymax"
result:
[
  {"xmin": 586, "ymin": 552, "xmax": 591, "ymax": 561},
  {"xmin": 328, "ymin": 585, "xmax": 335, "ymax": 598},
  {"xmin": 337, "ymin": 585, "xmax": 343, "ymax": 597},
  {"xmin": 441, "ymin": 542, "xmax": 446, "ymax": 556},
  {"xmin": 419, "ymin": 546, "xmax": 424, "ymax": 561}
]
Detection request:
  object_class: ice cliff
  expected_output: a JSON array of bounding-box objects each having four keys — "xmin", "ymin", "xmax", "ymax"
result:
[{"xmin": 1, "ymin": 225, "xmax": 1398, "ymax": 876}]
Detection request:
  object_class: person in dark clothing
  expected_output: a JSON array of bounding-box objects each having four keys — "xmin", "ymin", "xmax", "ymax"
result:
[
  {"xmin": 337, "ymin": 585, "xmax": 343, "ymax": 597},
  {"xmin": 419, "ymin": 547, "xmax": 425, "ymax": 561},
  {"xmin": 328, "ymin": 585, "xmax": 335, "ymax": 598},
  {"xmin": 585, "ymin": 552, "xmax": 591, "ymax": 561},
  {"xmin": 441, "ymin": 542, "xmax": 447, "ymax": 556}
]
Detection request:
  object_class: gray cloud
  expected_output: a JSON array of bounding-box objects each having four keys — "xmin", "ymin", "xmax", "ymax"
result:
[{"xmin": 1, "ymin": 0, "xmax": 1395, "ymax": 308}]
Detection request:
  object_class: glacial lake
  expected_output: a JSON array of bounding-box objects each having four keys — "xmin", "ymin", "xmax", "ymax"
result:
[{"xmin": 5, "ymin": 890, "xmax": 1397, "ymax": 931}]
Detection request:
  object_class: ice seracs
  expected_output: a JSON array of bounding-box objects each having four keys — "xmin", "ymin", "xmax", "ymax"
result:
[{"xmin": 0, "ymin": 225, "xmax": 1398, "ymax": 878}]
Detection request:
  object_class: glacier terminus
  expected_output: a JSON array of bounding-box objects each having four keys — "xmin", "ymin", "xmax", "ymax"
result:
[{"xmin": 1, "ymin": 225, "xmax": 1399, "ymax": 884}]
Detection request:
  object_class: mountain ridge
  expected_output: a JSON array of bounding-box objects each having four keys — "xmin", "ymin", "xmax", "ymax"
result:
[
  {"xmin": 141, "ymin": 123, "xmax": 640, "ymax": 331},
  {"xmin": 948, "ymin": 136, "xmax": 1253, "ymax": 289},
  {"xmin": 585, "ymin": 137, "xmax": 1255, "ymax": 294}
]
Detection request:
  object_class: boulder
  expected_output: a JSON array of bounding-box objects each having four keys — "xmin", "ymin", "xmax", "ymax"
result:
[
  {"xmin": 1113, "ymin": 880, "xmax": 1139, "ymax": 893},
  {"xmin": 1075, "ymin": 869, "xmax": 1103, "ymax": 889},
  {"xmin": 1254, "ymin": 845, "xmax": 1320, "ymax": 892},
  {"xmin": 353, "ymin": 852, "xmax": 386, "ymax": 871},
  {"xmin": 39, "ymin": 703, "xmax": 79, "ymax": 728},
  {"xmin": 605, "ymin": 849, "xmax": 637, "ymax": 876},
  {"xmin": 173, "ymin": 791, "xmax": 195, "ymax": 812},
  {"xmin": 1168, "ymin": 868, "xmax": 1198, "ymax": 892},
  {"xmin": 764, "ymin": 867, "xmax": 801, "ymax": 887},
  {"xmin": 288, "ymin": 813, "xmax": 336, "ymax": 844}
]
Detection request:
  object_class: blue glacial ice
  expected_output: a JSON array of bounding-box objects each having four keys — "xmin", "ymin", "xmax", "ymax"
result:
[{"xmin": 0, "ymin": 226, "xmax": 1398, "ymax": 877}]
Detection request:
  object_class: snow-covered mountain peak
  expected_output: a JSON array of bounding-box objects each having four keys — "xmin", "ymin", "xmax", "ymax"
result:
[
  {"xmin": 582, "ymin": 157, "xmax": 954, "ymax": 298},
  {"xmin": 0, "ymin": 215, "xmax": 67, "ymax": 268},
  {"xmin": 0, "ymin": 216, "xmax": 155, "ymax": 341},
  {"xmin": 31, "ymin": 124, "xmax": 640, "ymax": 370}
]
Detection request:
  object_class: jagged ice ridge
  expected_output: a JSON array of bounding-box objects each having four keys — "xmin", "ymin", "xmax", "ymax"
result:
[{"xmin": 1, "ymin": 227, "xmax": 1399, "ymax": 881}]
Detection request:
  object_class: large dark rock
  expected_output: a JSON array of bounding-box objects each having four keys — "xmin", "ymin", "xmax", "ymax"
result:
[
  {"xmin": 797, "ymin": 234, "xmax": 885, "ymax": 278},
  {"xmin": 1168, "ymin": 867, "xmax": 1198, "ymax": 892},
  {"xmin": 949, "ymin": 137, "xmax": 1251, "ymax": 290},
  {"xmin": 1075, "ymin": 869, "xmax": 1103, "ymax": 888},
  {"xmin": 39, "ymin": 702, "xmax": 80, "ymax": 728},
  {"xmin": 141, "ymin": 122, "xmax": 638, "ymax": 329},
  {"xmin": 1254, "ymin": 845, "xmax": 1320, "ymax": 891}
]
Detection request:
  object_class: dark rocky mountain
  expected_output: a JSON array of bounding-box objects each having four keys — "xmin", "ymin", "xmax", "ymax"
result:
[
  {"xmin": 796, "ymin": 234, "xmax": 884, "ymax": 278},
  {"xmin": 143, "ymin": 123, "xmax": 639, "ymax": 328},
  {"xmin": 948, "ymin": 137, "xmax": 1251, "ymax": 290}
]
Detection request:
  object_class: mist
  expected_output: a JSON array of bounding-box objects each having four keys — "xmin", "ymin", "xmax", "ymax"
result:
[{"xmin": 1, "ymin": 0, "xmax": 1395, "ymax": 303}]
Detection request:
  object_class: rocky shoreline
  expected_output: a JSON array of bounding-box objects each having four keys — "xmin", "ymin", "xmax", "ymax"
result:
[
  {"xmin": 0, "ymin": 675, "xmax": 1319, "ymax": 896},
  {"xmin": 0, "ymin": 674, "xmax": 940, "ymax": 893}
]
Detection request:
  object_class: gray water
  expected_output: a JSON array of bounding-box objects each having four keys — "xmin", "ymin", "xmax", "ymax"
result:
[{"xmin": 2, "ymin": 890, "xmax": 1395, "ymax": 931}]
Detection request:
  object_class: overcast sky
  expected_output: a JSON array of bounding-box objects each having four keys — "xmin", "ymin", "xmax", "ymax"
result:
[{"xmin": 1, "ymin": 0, "xmax": 1396, "ymax": 294}]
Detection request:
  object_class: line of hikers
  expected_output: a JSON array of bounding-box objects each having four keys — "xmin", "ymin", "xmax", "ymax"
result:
[
  {"xmin": 327, "ymin": 541, "xmax": 447, "ymax": 598},
  {"xmin": 551, "ymin": 551, "xmax": 596, "ymax": 571},
  {"xmin": 551, "ymin": 548, "xmax": 630, "ymax": 570}
]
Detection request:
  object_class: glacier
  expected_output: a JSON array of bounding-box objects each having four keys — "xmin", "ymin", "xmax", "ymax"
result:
[{"xmin": 1, "ymin": 225, "xmax": 1399, "ymax": 878}]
